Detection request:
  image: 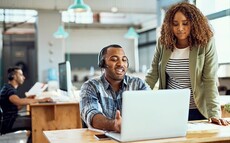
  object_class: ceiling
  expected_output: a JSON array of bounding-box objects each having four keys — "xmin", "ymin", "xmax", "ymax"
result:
[
  {"xmin": 0, "ymin": 0, "xmax": 157, "ymax": 14},
  {"xmin": 0, "ymin": 0, "xmax": 158, "ymax": 27}
]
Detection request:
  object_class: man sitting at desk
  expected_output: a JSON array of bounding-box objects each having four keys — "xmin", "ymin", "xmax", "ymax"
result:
[
  {"xmin": 80, "ymin": 44, "xmax": 150, "ymax": 132},
  {"xmin": 0, "ymin": 66, "xmax": 52, "ymax": 143}
]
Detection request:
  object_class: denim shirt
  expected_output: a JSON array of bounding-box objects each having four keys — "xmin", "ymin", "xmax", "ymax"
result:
[{"xmin": 80, "ymin": 74, "xmax": 150, "ymax": 127}]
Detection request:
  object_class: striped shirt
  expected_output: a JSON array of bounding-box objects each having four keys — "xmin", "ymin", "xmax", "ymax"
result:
[
  {"xmin": 80, "ymin": 74, "xmax": 150, "ymax": 127},
  {"xmin": 166, "ymin": 47, "xmax": 196, "ymax": 109}
]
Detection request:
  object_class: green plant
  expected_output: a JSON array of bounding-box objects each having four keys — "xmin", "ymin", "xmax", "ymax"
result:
[{"xmin": 224, "ymin": 103, "xmax": 230, "ymax": 113}]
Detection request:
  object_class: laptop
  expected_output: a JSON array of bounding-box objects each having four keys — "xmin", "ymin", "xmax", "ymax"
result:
[{"xmin": 105, "ymin": 89, "xmax": 190, "ymax": 142}]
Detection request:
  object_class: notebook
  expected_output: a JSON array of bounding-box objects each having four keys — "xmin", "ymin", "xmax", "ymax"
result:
[
  {"xmin": 25, "ymin": 82, "xmax": 48, "ymax": 97},
  {"xmin": 105, "ymin": 89, "xmax": 190, "ymax": 142}
]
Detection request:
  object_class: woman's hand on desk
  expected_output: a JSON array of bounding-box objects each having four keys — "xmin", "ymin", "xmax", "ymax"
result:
[
  {"xmin": 37, "ymin": 97, "xmax": 53, "ymax": 103},
  {"xmin": 209, "ymin": 117, "xmax": 230, "ymax": 126}
]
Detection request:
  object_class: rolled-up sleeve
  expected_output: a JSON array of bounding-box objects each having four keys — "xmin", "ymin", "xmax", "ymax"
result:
[{"xmin": 80, "ymin": 82, "xmax": 103, "ymax": 127}]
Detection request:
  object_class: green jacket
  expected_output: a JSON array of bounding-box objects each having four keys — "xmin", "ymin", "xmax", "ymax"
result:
[{"xmin": 145, "ymin": 38, "xmax": 221, "ymax": 119}]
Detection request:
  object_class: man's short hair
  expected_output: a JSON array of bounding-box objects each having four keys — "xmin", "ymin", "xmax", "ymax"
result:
[
  {"xmin": 7, "ymin": 66, "xmax": 22, "ymax": 81},
  {"xmin": 98, "ymin": 44, "xmax": 122, "ymax": 68}
]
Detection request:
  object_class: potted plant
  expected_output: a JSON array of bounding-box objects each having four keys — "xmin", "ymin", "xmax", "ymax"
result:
[{"xmin": 224, "ymin": 103, "xmax": 230, "ymax": 113}]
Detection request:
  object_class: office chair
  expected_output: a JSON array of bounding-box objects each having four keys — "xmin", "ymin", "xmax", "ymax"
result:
[
  {"xmin": 226, "ymin": 90, "xmax": 230, "ymax": 95},
  {"xmin": 0, "ymin": 105, "xmax": 22, "ymax": 135},
  {"xmin": 0, "ymin": 105, "xmax": 3, "ymax": 135},
  {"xmin": 218, "ymin": 85, "xmax": 228, "ymax": 95},
  {"xmin": 218, "ymin": 85, "xmax": 227, "ymax": 92}
]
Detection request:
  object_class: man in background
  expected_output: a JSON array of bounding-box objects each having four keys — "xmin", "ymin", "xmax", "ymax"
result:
[{"xmin": 0, "ymin": 66, "xmax": 52, "ymax": 143}]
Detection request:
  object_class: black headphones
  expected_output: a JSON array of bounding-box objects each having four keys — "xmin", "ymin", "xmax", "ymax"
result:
[
  {"xmin": 98, "ymin": 46, "xmax": 106, "ymax": 68},
  {"xmin": 8, "ymin": 72, "xmax": 14, "ymax": 81},
  {"xmin": 98, "ymin": 44, "xmax": 129, "ymax": 68}
]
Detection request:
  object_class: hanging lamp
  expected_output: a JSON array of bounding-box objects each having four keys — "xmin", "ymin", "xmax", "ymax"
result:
[
  {"xmin": 68, "ymin": 0, "xmax": 91, "ymax": 12},
  {"xmin": 53, "ymin": 25, "xmax": 69, "ymax": 39},
  {"xmin": 124, "ymin": 27, "xmax": 139, "ymax": 39}
]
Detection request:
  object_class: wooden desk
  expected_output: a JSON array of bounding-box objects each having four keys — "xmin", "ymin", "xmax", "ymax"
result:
[
  {"xmin": 44, "ymin": 120, "xmax": 230, "ymax": 143},
  {"xmin": 30, "ymin": 102, "xmax": 82, "ymax": 143}
]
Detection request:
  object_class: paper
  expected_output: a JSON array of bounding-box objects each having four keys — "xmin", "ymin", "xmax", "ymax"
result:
[
  {"xmin": 25, "ymin": 82, "xmax": 48, "ymax": 97},
  {"xmin": 187, "ymin": 122, "xmax": 221, "ymax": 131}
]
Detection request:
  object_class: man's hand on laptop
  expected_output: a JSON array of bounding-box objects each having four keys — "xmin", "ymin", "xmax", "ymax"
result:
[
  {"xmin": 209, "ymin": 117, "xmax": 230, "ymax": 126},
  {"xmin": 113, "ymin": 110, "xmax": 122, "ymax": 133}
]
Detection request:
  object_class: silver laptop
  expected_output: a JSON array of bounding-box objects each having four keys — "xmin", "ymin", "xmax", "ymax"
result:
[{"xmin": 105, "ymin": 89, "xmax": 190, "ymax": 142}]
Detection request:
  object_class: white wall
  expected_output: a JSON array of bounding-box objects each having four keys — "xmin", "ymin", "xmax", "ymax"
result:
[
  {"xmin": 66, "ymin": 28, "xmax": 132, "ymax": 53},
  {"xmin": 66, "ymin": 28, "xmax": 135, "ymax": 69},
  {"xmin": 37, "ymin": 10, "xmax": 65, "ymax": 82},
  {"xmin": 36, "ymin": 11, "xmax": 135, "ymax": 82},
  {"xmin": 196, "ymin": 0, "xmax": 230, "ymax": 64}
]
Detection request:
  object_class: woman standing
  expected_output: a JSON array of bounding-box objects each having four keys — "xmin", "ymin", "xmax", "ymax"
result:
[{"xmin": 145, "ymin": 2, "xmax": 229, "ymax": 125}]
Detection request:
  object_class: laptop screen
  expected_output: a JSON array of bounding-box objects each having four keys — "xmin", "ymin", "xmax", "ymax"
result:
[{"xmin": 106, "ymin": 89, "xmax": 190, "ymax": 142}]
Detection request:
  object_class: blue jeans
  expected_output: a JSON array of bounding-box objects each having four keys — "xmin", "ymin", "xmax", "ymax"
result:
[{"xmin": 189, "ymin": 109, "xmax": 206, "ymax": 121}]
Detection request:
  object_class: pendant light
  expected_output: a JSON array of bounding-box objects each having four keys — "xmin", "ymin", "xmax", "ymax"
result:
[
  {"xmin": 124, "ymin": 27, "xmax": 139, "ymax": 39},
  {"xmin": 53, "ymin": 11, "xmax": 69, "ymax": 39},
  {"xmin": 53, "ymin": 25, "xmax": 69, "ymax": 39},
  {"xmin": 68, "ymin": 0, "xmax": 91, "ymax": 12}
]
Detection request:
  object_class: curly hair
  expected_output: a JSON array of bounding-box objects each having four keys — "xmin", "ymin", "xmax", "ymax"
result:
[{"xmin": 160, "ymin": 2, "xmax": 213, "ymax": 50}]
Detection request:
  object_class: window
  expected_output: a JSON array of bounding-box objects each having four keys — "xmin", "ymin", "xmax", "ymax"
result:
[
  {"xmin": 138, "ymin": 29, "xmax": 157, "ymax": 72},
  {"xmin": 196, "ymin": 0, "xmax": 230, "ymax": 64},
  {"xmin": 62, "ymin": 11, "xmax": 93, "ymax": 24},
  {"xmin": 210, "ymin": 16, "xmax": 230, "ymax": 64},
  {"xmin": 0, "ymin": 9, "xmax": 37, "ymax": 23}
]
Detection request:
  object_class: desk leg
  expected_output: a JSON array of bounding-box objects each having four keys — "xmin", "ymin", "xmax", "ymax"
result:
[{"xmin": 31, "ymin": 104, "xmax": 82, "ymax": 143}]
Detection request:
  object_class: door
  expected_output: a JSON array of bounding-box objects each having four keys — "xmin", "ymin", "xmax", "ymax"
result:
[{"xmin": 2, "ymin": 34, "xmax": 37, "ymax": 98}]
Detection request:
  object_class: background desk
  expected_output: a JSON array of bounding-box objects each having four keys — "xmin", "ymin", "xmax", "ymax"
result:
[
  {"xmin": 30, "ymin": 102, "xmax": 82, "ymax": 143},
  {"xmin": 44, "ymin": 120, "xmax": 230, "ymax": 143}
]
